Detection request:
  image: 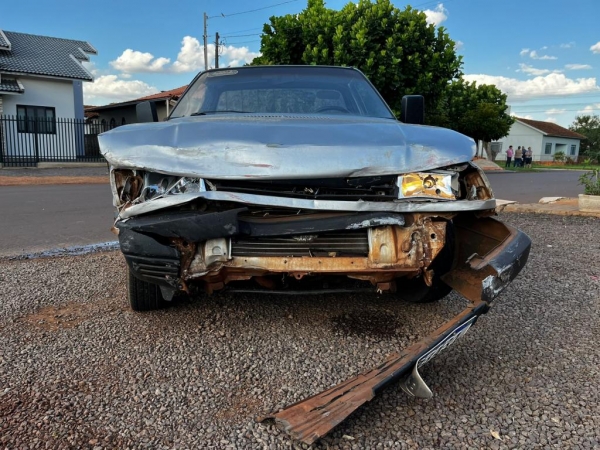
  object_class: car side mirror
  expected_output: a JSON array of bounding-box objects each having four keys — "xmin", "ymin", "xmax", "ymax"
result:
[
  {"xmin": 136, "ymin": 101, "xmax": 158, "ymax": 123},
  {"xmin": 401, "ymin": 95, "xmax": 424, "ymax": 125}
]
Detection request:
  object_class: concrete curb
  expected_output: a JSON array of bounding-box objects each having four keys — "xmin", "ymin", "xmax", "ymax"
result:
[{"xmin": 499, "ymin": 198, "xmax": 600, "ymax": 218}]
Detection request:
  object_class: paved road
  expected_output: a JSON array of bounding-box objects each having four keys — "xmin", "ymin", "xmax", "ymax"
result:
[
  {"xmin": 486, "ymin": 169, "xmax": 584, "ymax": 203},
  {"xmin": 0, "ymin": 184, "xmax": 115, "ymax": 256},
  {"xmin": 0, "ymin": 170, "xmax": 586, "ymax": 256}
]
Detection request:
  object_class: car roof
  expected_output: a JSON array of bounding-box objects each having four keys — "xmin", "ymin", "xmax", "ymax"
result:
[{"xmin": 202, "ymin": 65, "xmax": 359, "ymax": 74}]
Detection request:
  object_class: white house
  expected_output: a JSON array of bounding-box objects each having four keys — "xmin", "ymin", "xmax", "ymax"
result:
[
  {"xmin": 493, "ymin": 118, "xmax": 586, "ymax": 162},
  {"xmin": 0, "ymin": 29, "xmax": 97, "ymax": 166}
]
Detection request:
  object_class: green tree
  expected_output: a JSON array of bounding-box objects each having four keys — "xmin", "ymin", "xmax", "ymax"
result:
[
  {"xmin": 439, "ymin": 79, "xmax": 514, "ymax": 158},
  {"xmin": 569, "ymin": 114, "xmax": 600, "ymax": 162},
  {"xmin": 253, "ymin": 0, "xmax": 462, "ymax": 121}
]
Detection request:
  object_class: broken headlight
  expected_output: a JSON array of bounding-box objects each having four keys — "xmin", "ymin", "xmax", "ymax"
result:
[
  {"xmin": 141, "ymin": 174, "xmax": 206, "ymax": 201},
  {"xmin": 397, "ymin": 172, "xmax": 458, "ymax": 200}
]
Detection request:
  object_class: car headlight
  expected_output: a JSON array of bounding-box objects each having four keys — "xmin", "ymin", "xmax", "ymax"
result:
[
  {"xmin": 397, "ymin": 173, "xmax": 457, "ymax": 200},
  {"xmin": 141, "ymin": 175, "xmax": 206, "ymax": 201}
]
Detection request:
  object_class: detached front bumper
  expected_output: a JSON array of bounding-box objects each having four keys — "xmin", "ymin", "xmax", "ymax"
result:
[{"xmin": 261, "ymin": 215, "xmax": 531, "ymax": 445}]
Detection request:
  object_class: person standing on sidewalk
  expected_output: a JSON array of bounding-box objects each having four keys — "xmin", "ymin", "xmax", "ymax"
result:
[
  {"xmin": 525, "ymin": 147, "xmax": 533, "ymax": 168},
  {"xmin": 506, "ymin": 145, "xmax": 514, "ymax": 167},
  {"xmin": 514, "ymin": 146, "xmax": 523, "ymax": 168}
]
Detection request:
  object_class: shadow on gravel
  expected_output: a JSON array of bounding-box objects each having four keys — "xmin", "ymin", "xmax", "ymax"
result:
[{"xmin": 330, "ymin": 309, "xmax": 402, "ymax": 337}]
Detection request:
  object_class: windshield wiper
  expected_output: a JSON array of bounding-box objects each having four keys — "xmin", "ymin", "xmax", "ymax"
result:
[{"xmin": 191, "ymin": 110, "xmax": 250, "ymax": 116}]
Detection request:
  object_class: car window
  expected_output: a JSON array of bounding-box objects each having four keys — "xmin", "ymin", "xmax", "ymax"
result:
[
  {"xmin": 170, "ymin": 67, "xmax": 395, "ymax": 119},
  {"xmin": 216, "ymin": 88, "xmax": 349, "ymax": 114}
]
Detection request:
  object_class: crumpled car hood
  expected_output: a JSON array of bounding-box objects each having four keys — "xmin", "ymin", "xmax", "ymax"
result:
[{"xmin": 99, "ymin": 114, "xmax": 476, "ymax": 179}]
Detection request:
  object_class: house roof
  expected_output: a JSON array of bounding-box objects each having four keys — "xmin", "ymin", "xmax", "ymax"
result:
[
  {"xmin": 0, "ymin": 30, "xmax": 96, "ymax": 81},
  {"xmin": 87, "ymin": 85, "xmax": 188, "ymax": 111},
  {"xmin": 0, "ymin": 78, "xmax": 24, "ymax": 94},
  {"xmin": 517, "ymin": 118, "xmax": 586, "ymax": 140},
  {"xmin": 136, "ymin": 85, "xmax": 188, "ymax": 102},
  {"xmin": 0, "ymin": 30, "xmax": 10, "ymax": 51},
  {"xmin": 84, "ymin": 105, "xmax": 99, "ymax": 119}
]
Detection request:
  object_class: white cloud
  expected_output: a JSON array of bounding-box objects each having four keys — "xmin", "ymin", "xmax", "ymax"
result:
[
  {"xmin": 565, "ymin": 63, "xmax": 592, "ymax": 70},
  {"xmin": 520, "ymin": 48, "xmax": 530, "ymax": 56},
  {"xmin": 541, "ymin": 46, "xmax": 548, "ymax": 50},
  {"xmin": 171, "ymin": 36, "xmax": 261, "ymax": 72},
  {"xmin": 529, "ymin": 50, "xmax": 557, "ymax": 60},
  {"xmin": 83, "ymin": 75, "xmax": 157, "ymax": 104},
  {"xmin": 560, "ymin": 42, "xmax": 574, "ymax": 49},
  {"xmin": 454, "ymin": 40, "xmax": 464, "ymax": 51},
  {"xmin": 221, "ymin": 45, "xmax": 261, "ymax": 67},
  {"xmin": 423, "ymin": 3, "xmax": 448, "ymax": 25},
  {"xmin": 545, "ymin": 116, "xmax": 558, "ymax": 123},
  {"xmin": 107, "ymin": 37, "xmax": 261, "ymax": 75},
  {"xmin": 172, "ymin": 36, "xmax": 210, "ymax": 73},
  {"xmin": 518, "ymin": 63, "xmax": 551, "ymax": 76},
  {"xmin": 110, "ymin": 49, "xmax": 171, "ymax": 73},
  {"xmin": 590, "ymin": 42, "xmax": 600, "ymax": 54},
  {"xmin": 578, "ymin": 103, "xmax": 600, "ymax": 114},
  {"xmin": 545, "ymin": 108, "xmax": 566, "ymax": 115},
  {"xmin": 463, "ymin": 72, "xmax": 600, "ymax": 100}
]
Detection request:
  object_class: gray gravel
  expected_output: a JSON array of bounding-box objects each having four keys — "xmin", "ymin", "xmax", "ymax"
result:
[{"xmin": 1, "ymin": 213, "xmax": 599, "ymax": 449}]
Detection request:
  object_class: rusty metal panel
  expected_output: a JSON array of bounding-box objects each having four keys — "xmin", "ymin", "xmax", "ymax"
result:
[{"xmin": 260, "ymin": 300, "xmax": 489, "ymax": 445}]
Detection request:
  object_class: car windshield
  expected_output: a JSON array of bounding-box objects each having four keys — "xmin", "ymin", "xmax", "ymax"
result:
[{"xmin": 169, "ymin": 66, "xmax": 395, "ymax": 119}]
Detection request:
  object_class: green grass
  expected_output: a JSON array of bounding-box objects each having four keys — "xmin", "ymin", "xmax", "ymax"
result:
[{"xmin": 531, "ymin": 163, "xmax": 600, "ymax": 171}]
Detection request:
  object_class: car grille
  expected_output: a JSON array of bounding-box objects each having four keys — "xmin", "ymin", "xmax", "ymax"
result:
[
  {"xmin": 231, "ymin": 231, "xmax": 369, "ymax": 257},
  {"xmin": 206, "ymin": 177, "xmax": 398, "ymax": 201}
]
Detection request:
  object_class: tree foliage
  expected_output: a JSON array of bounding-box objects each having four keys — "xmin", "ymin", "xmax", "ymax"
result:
[
  {"xmin": 437, "ymin": 79, "xmax": 514, "ymax": 154},
  {"xmin": 252, "ymin": 0, "xmax": 462, "ymax": 120},
  {"xmin": 569, "ymin": 114, "xmax": 600, "ymax": 161}
]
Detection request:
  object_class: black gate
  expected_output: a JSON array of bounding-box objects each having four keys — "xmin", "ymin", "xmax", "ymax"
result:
[{"xmin": 0, "ymin": 115, "xmax": 107, "ymax": 167}]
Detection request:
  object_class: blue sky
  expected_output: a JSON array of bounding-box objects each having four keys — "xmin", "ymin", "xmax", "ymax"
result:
[{"xmin": 3, "ymin": 0, "xmax": 600, "ymax": 127}]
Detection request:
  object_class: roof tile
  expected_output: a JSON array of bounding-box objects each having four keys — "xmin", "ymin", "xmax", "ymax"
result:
[
  {"xmin": 0, "ymin": 30, "xmax": 96, "ymax": 81},
  {"xmin": 517, "ymin": 118, "xmax": 586, "ymax": 140},
  {"xmin": 0, "ymin": 79, "xmax": 24, "ymax": 93}
]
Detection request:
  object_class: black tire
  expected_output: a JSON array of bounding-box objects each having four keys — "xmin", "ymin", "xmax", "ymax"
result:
[
  {"xmin": 127, "ymin": 267, "xmax": 167, "ymax": 311},
  {"xmin": 397, "ymin": 222, "xmax": 456, "ymax": 304}
]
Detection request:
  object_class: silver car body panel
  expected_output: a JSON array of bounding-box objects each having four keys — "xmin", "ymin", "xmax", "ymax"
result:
[
  {"xmin": 118, "ymin": 191, "xmax": 496, "ymax": 219},
  {"xmin": 99, "ymin": 114, "xmax": 476, "ymax": 180}
]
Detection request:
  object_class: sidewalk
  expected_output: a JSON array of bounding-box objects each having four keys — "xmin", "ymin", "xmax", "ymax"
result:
[
  {"xmin": 500, "ymin": 197, "xmax": 600, "ymax": 218},
  {"xmin": 0, "ymin": 166, "xmax": 109, "ymax": 186}
]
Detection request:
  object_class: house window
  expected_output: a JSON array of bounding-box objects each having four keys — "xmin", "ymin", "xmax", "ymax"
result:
[
  {"xmin": 544, "ymin": 143, "xmax": 552, "ymax": 155},
  {"xmin": 16, "ymin": 105, "xmax": 56, "ymax": 134},
  {"xmin": 121, "ymin": 117, "xmax": 126, "ymax": 126},
  {"xmin": 109, "ymin": 118, "xmax": 116, "ymax": 129},
  {"xmin": 570, "ymin": 144, "xmax": 576, "ymax": 155},
  {"xmin": 101, "ymin": 119, "xmax": 107, "ymax": 131}
]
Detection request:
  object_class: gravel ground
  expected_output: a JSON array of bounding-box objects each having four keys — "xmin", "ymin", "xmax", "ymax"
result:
[{"xmin": 1, "ymin": 212, "xmax": 598, "ymax": 449}]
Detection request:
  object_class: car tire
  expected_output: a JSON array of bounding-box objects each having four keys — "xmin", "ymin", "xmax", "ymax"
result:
[
  {"xmin": 397, "ymin": 221, "xmax": 456, "ymax": 304},
  {"xmin": 127, "ymin": 267, "xmax": 167, "ymax": 311}
]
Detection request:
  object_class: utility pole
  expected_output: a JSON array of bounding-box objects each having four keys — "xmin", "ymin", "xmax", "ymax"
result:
[
  {"xmin": 203, "ymin": 12, "xmax": 208, "ymax": 71},
  {"xmin": 214, "ymin": 32, "xmax": 220, "ymax": 68}
]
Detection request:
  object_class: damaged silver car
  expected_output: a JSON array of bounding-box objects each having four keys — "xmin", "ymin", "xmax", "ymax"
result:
[{"xmin": 100, "ymin": 65, "xmax": 530, "ymax": 444}]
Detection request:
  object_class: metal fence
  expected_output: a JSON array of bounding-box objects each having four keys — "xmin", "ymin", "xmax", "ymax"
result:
[{"xmin": 0, "ymin": 115, "xmax": 108, "ymax": 167}]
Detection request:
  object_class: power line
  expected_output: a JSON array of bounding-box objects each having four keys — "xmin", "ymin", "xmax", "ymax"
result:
[
  {"xmin": 221, "ymin": 33, "xmax": 261, "ymax": 38},
  {"xmin": 219, "ymin": 27, "xmax": 263, "ymax": 35},
  {"xmin": 209, "ymin": 0, "xmax": 300, "ymax": 19},
  {"xmin": 223, "ymin": 39, "xmax": 261, "ymax": 45}
]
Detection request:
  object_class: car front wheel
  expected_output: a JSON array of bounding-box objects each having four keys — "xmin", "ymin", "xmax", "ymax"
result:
[{"xmin": 127, "ymin": 267, "xmax": 168, "ymax": 311}]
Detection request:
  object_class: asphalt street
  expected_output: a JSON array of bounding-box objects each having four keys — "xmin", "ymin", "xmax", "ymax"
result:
[
  {"xmin": 0, "ymin": 184, "xmax": 115, "ymax": 256},
  {"xmin": 0, "ymin": 170, "xmax": 586, "ymax": 256}
]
